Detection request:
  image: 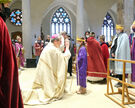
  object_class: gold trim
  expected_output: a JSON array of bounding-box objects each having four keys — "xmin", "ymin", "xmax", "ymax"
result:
[{"xmin": 87, "ymin": 71, "xmax": 107, "ymax": 75}]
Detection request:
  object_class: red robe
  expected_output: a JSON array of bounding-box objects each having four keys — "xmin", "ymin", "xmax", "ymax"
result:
[
  {"xmin": 87, "ymin": 37, "xmax": 107, "ymax": 78},
  {"xmin": 0, "ymin": 17, "xmax": 24, "ymax": 108},
  {"xmin": 100, "ymin": 42, "xmax": 109, "ymax": 70}
]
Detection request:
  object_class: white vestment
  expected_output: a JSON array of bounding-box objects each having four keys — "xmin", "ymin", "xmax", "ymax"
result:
[
  {"xmin": 115, "ymin": 33, "xmax": 131, "ymax": 74},
  {"xmin": 22, "ymin": 43, "xmax": 71, "ymax": 105}
]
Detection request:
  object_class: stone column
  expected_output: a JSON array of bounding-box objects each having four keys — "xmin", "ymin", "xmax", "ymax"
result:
[
  {"xmin": 22, "ymin": 0, "xmax": 32, "ymax": 58},
  {"xmin": 117, "ymin": 0, "xmax": 134, "ymax": 34},
  {"xmin": 76, "ymin": 0, "xmax": 84, "ymax": 37},
  {"xmin": 117, "ymin": 0, "xmax": 124, "ymax": 25},
  {"xmin": 123, "ymin": 0, "xmax": 134, "ymax": 34}
]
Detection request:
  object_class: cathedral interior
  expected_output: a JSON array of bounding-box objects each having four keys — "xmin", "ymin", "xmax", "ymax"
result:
[
  {"xmin": 5, "ymin": 0, "xmax": 135, "ymax": 108},
  {"xmin": 8, "ymin": 0, "xmax": 135, "ymax": 58}
]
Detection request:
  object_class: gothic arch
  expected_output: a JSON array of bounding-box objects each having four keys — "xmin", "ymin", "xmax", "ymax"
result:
[
  {"xmin": 102, "ymin": 10, "xmax": 116, "ymax": 41},
  {"xmin": 42, "ymin": 1, "xmax": 76, "ymax": 21},
  {"xmin": 51, "ymin": 7, "xmax": 71, "ymax": 35},
  {"xmin": 108, "ymin": 9, "xmax": 117, "ymax": 26},
  {"xmin": 41, "ymin": 2, "xmax": 76, "ymax": 39}
]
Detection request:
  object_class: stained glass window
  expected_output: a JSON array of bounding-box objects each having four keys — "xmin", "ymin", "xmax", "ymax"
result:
[
  {"xmin": 102, "ymin": 13, "xmax": 115, "ymax": 41},
  {"xmin": 10, "ymin": 9, "xmax": 22, "ymax": 26},
  {"xmin": 51, "ymin": 7, "xmax": 71, "ymax": 35}
]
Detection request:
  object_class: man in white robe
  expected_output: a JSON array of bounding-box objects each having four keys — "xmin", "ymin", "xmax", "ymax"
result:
[
  {"xmin": 114, "ymin": 25, "xmax": 131, "ymax": 87},
  {"xmin": 22, "ymin": 34, "xmax": 71, "ymax": 104}
]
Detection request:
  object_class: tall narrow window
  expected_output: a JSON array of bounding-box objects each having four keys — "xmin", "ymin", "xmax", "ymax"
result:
[
  {"xmin": 51, "ymin": 7, "xmax": 71, "ymax": 35},
  {"xmin": 102, "ymin": 13, "xmax": 115, "ymax": 42}
]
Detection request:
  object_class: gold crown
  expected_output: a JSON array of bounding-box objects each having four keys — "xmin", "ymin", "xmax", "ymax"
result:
[
  {"xmin": 76, "ymin": 37, "xmax": 85, "ymax": 42},
  {"xmin": 116, "ymin": 24, "xmax": 124, "ymax": 30}
]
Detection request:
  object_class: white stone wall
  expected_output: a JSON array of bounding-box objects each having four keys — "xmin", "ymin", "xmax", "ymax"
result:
[
  {"xmin": 84, "ymin": 0, "xmax": 117, "ymax": 36},
  {"xmin": 30, "ymin": 0, "xmax": 54, "ymax": 44}
]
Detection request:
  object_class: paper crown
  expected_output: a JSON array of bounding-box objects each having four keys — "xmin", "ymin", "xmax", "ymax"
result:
[
  {"xmin": 132, "ymin": 21, "xmax": 135, "ymax": 25},
  {"xmin": 76, "ymin": 37, "xmax": 85, "ymax": 42},
  {"xmin": 51, "ymin": 34, "xmax": 59, "ymax": 39},
  {"xmin": 116, "ymin": 24, "xmax": 124, "ymax": 30},
  {"xmin": 0, "ymin": 0, "xmax": 12, "ymax": 3}
]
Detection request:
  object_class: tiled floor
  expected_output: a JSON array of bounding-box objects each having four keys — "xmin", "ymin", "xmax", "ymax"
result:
[{"xmin": 19, "ymin": 68, "xmax": 135, "ymax": 108}]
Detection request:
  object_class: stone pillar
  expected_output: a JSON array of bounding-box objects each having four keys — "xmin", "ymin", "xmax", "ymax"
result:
[
  {"xmin": 123, "ymin": 0, "xmax": 134, "ymax": 34},
  {"xmin": 117, "ymin": 0, "xmax": 134, "ymax": 34},
  {"xmin": 22, "ymin": 0, "xmax": 32, "ymax": 58},
  {"xmin": 117, "ymin": 0, "xmax": 124, "ymax": 25},
  {"xmin": 76, "ymin": 0, "xmax": 84, "ymax": 37}
]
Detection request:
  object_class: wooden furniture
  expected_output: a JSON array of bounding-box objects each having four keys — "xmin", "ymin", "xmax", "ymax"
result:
[{"xmin": 105, "ymin": 58, "xmax": 135, "ymax": 108}]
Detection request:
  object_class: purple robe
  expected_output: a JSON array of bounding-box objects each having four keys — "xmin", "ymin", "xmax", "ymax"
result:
[
  {"xmin": 14, "ymin": 42, "xmax": 25, "ymax": 67},
  {"xmin": 76, "ymin": 46, "xmax": 87, "ymax": 88},
  {"xmin": 129, "ymin": 34, "xmax": 135, "ymax": 82}
]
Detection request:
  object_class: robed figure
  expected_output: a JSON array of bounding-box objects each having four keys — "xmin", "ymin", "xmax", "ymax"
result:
[
  {"xmin": 0, "ymin": 14, "xmax": 23, "ymax": 108},
  {"xmin": 76, "ymin": 37, "xmax": 87, "ymax": 94},
  {"xmin": 87, "ymin": 34, "xmax": 106, "ymax": 81},
  {"xmin": 129, "ymin": 22, "xmax": 135, "ymax": 83},
  {"xmin": 22, "ymin": 34, "xmax": 71, "ymax": 105},
  {"xmin": 114, "ymin": 25, "xmax": 131, "ymax": 87},
  {"xmin": 14, "ymin": 36, "xmax": 25, "ymax": 68},
  {"xmin": 115, "ymin": 29, "xmax": 131, "ymax": 75},
  {"xmin": 99, "ymin": 35, "xmax": 109, "ymax": 70},
  {"xmin": 100, "ymin": 42, "xmax": 109, "ymax": 70}
]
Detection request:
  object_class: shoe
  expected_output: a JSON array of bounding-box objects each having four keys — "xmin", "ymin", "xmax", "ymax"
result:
[
  {"xmin": 99, "ymin": 79, "xmax": 107, "ymax": 84},
  {"xmin": 76, "ymin": 90, "xmax": 86, "ymax": 94},
  {"xmin": 114, "ymin": 82, "xmax": 122, "ymax": 88},
  {"xmin": 76, "ymin": 87, "xmax": 86, "ymax": 94}
]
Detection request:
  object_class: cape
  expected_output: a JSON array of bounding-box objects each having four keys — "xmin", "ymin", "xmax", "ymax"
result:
[
  {"xmin": 129, "ymin": 33, "xmax": 135, "ymax": 81},
  {"xmin": 101, "ymin": 42, "xmax": 109, "ymax": 70},
  {"xmin": 0, "ymin": 17, "xmax": 24, "ymax": 108},
  {"xmin": 115, "ymin": 33, "xmax": 131, "ymax": 74},
  {"xmin": 87, "ymin": 37, "xmax": 107, "ymax": 78}
]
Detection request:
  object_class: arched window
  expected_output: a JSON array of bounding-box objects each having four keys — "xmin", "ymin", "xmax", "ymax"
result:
[
  {"xmin": 10, "ymin": 9, "xmax": 22, "ymax": 26},
  {"xmin": 102, "ymin": 13, "xmax": 115, "ymax": 42},
  {"xmin": 51, "ymin": 7, "xmax": 71, "ymax": 35}
]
